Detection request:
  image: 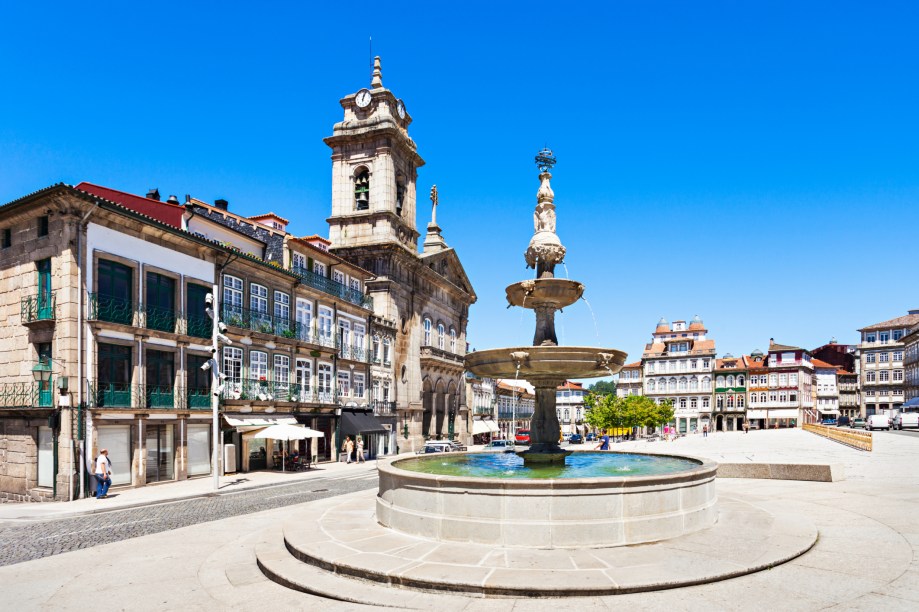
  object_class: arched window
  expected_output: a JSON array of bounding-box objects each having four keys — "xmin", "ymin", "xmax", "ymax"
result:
[
  {"xmin": 669, "ymin": 378, "xmax": 677, "ymax": 391},
  {"xmin": 738, "ymin": 395, "xmax": 745, "ymax": 408},
  {"xmin": 690, "ymin": 376, "xmax": 699, "ymax": 390},
  {"xmin": 702, "ymin": 397, "xmax": 710, "ymax": 409},
  {"xmin": 679, "ymin": 377, "xmax": 688, "ymax": 391},
  {"xmin": 396, "ymin": 175, "xmax": 406, "ymax": 216},
  {"xmin": 737, "ymin": 375, "xmax": 745, "ymax": 387},
  {"xmin": 437, "ymin": 323, "xmax": 445, "ymax": 349},
  {"xmin": 716, "ymin": 376, "xmax": 726, "ymax": 388},
  {"xmin": 647, "ymin": 379, "xmax": 655, "ymax": 391},
  {"xmin": 717, "ymin": 396, "xmax": 724, "ymax": 409},
  {"xmin": 702, "ymin": 377, "xmax": 711, "ymax": 391},
  {"xmin": 690, "ymin": 397, "xmax": 698, "ymax": 409},
  {"xmin": 727, "ymin": 375, "xmax": 735, "ymax": 388},
  {"xmin": 382, "ymin": 337, "xmax": 391, "ymax": 364},
  {"xmin": 750, "ymin": 393, "xmax": 756, "ymax": 404},
  {"xmin": 372, "ymin": 335, "xmax": 381, "ymax": 363},
  {"xmin": 423, "ymin": 318, "xmax": 432, "ymax": 346},
  {"xmin": 449, "ymin": 327, "xmax": 457, "ymax": 353},
  {"xmin": 679, "ymin": 397, "xmax": 687, "ymax": 409},
  {"xmin": 727, "ymin": 395, "xmax": 734, "ymax": 408},
  {"xmin": 760, "ymin": 392, "xmax": 766, "ymax": 403},
  {"xmin": 354, "ymin": 168, "xmax": 370, "ymax": 210}
]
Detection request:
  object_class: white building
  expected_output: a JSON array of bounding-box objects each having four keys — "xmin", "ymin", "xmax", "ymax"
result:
[
  {"xmin": 616, "ymin": 362, "xmax": 643, "ymax": 398},
  {"xmin": 812, "ymin": 358, "xmax": 841, "ymax": 421},
  {"xmin": 556, "ymin": 381, "xmax": 586, "ymax": 435},
  {"xmin": 857, "ymin": 311, "xmax": 919, "ymax": 417},
  {"xmin": 642, "ymin": 316, "xmax": 715, "ymax": 434}
]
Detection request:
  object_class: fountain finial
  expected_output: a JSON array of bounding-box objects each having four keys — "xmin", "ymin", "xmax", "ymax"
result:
[
  {"xmin": 535, "ymin": 147, "xmax": 556, "ymax": 173},
  {"xmin": 525, "ymin": 148, "xmax": 565, "ymax": 277}
]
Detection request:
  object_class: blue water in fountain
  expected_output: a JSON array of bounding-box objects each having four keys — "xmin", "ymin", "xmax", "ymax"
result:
[{"xmin": 396, "ymin": 452, "xmax": 701, "ymax": 479}]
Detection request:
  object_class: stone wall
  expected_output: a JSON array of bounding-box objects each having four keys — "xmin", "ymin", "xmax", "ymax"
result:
[
  {"xmin": 0, "ymin": 417, "xmax": 52, "ymax": 502},
  {"xmin": 191, "ymin": 205, "xmax": 285, "ymax": 264}
]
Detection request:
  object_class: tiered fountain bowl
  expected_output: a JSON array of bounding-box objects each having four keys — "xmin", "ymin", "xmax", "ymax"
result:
[{"xmin": 376, "ymin": 149, "xmax": 718, "ymax": 547}]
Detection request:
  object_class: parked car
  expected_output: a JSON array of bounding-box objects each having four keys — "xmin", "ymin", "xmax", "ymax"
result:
[
  {"xmin": 483, "ymin": 439, "xmax": 515, "ymax": 452},
  {"xmin": 851, "ymin": 418, "xmax": 866, "ymax": 429},
  {"xmin": 568, "ymin": 433, "xmax": 583, "ymax": 444},
  {"xmin": 585, "ymin": 432, "xmax": 596, "ymax": 442},
  {"xmin": 515, "ymin": 430, "xmax": 531, "ymax": 444},
  {"xmin": 417, "ymin": 441, "xmax": 462, "ymax": 454},
  {"xmin": 866, "ymin": 414, "xmax": 890, "ymax": 431},
  {"xmin": 821, "ymin": 418, "xmax": 837, "ymax": 426},
  {"xmin": 892, "ymin": 412, "xmax": 919, "ymax": 430},
  {"xmin": 836, "ymin": 416, "xmax": 851, "ymax": 428}
]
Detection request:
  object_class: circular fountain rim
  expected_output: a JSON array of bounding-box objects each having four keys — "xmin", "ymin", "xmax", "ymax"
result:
[{"xmin": 383, "ymin": 450, "xmax": 718, "ymax": 487}]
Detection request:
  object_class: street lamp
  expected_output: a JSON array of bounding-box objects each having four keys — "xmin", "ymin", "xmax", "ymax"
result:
[
  {"xmin": 31, "ymin": 358, "xmax": 53, "ymax": 384},
  {"xmin": 447, "ymin": 397, "xmax": 456, "ymax": 440}
]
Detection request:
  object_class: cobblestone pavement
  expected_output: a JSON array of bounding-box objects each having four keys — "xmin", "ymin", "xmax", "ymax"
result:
[{"xmin": 0, "ymin": 471, "xmax": 378, "ymax": 567}]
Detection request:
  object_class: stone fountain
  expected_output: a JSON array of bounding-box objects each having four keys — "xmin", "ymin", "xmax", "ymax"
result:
[{"xmin": 465, "ymin": 148, "xmax": 627, "ymax": 464}]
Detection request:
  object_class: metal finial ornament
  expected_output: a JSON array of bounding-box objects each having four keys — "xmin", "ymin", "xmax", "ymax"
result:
[{"xmin": 535, "ymin": 148, "xmax": 556, "ymax": 173}]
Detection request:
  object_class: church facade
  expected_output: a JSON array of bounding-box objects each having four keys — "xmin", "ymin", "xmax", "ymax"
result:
[{"xmin": 324, "ymin": 58, "xmax": 477, "ymax": 450}]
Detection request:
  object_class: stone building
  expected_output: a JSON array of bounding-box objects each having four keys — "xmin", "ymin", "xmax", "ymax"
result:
[
  {"xmin": 811, "ymin": 339, "xmax": 859, "ymax": 419},
  {"xmin": 900, "ymin": 322, "xmax": 919, "ymax": 412},
  {"xmin": 615, "ymin": 361, "xmax": 643, "ymax": 398},
  {"xmin": 812, "ymin": 359, "xmax": 841, "ymax": 422},
  {"xmin": 323, "ymin": 58, "xmax": 476, "ymax": 449},
  {"xmin": 642, "ymin": 316, "xmax": 715, "ymax": 434},
  {"xmin": 713, "ymin": 354, "xmax": 747, "ymax": 432},
  {"xmin": 760, "ymin": 340, "xmax": 814, "ymax": 427},
  {"xmin": 556, "ymin": 381, "xmax": 586, "ymax": 436},
  {"xmin": 745, "ymin": 348, "xmax": 769, "ymax": 429},
  {"xmin": 465, "ymin": 373, "xmax": 498, "ymax": 444},
  {"xmin": 857, "ymin": 311, "xmax": 919, "ymax": 417}
]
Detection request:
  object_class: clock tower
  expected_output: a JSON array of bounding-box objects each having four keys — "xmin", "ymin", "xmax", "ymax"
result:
[{"xmin": 325, "ymin": 56, "xmax": 423, "ymax": 251}]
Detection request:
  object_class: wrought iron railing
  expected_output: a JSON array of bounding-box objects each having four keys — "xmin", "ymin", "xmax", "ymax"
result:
[
  {"xmin": 184, "ymin": 315, "xmax": 212, "ymax": 340},
  {"xmin": 0, "ymin": 381, "xmax": 52, "ymax": 407},
  {"xmin": 220, "ymin": 305, "xmax": 300, "ymax": 339},
  {"xmin": 87, "ymin": 381, "xmax": 211, "ymax": 410},
  {"xmin": 372, "ymin": 400, "xmax": 397, "ymax": 416},
  {"xmin": 87, "ymin": 293, "xmax": 135, "ymax": 325},
  {"xmin": 473, "ymin": 405, "xmax": 494, "ymax": 416},
  {"xmin": 21, "ymin": 293, "xmax": 56, "ymax": 323},
  {"xmin": 339, "ymin": 343, "xmax": 369, "ymax": 362},
  {"xmin": 291, "ymin": 265, "xmax": 373, "ymax": 309},
  {"xmin": 142, "ymin": 304, "xmax": 177, "ymax": 333}
]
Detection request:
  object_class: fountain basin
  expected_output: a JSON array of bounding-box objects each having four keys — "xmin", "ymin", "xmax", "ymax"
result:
[
  {"xmin": 465, "ymin": 345, "xmax": 628, "ymax": 379},
  {"xmin": 505, "ymin": 278, "xmax": 585, "ymax": 309},
  {"xmin": 376, "ymin": 452, "xmax": 718, "ymax": 548}
]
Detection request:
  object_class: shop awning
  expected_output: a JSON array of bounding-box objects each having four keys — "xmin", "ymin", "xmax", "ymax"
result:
[
  {"xmin": 340, "ymin": 411, "xmax": 388, "ymax": 437},
  {"xmin": 223, "ymin": 415, "xmax": 297, "ymax": 432},
  {"xmin": 472, "ymin": 419, "xmax": 490, "ymax": 435},
  {"xmin": 903, "ymin": 397, "xmax": 919, "ymax": 409},
  {"xmin": 818, "ymin": 409, "xmax": 841, "ymax": 416}
]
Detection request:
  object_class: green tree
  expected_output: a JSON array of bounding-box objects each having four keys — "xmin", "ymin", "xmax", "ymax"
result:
[
  {"xmin": 587, "ymin": 380, "xmax": 617, "ymax": 396},
  {"xmin": 653, "ymin": 400, "xmax": 675, "ymax": 430},
  {"xmin": 584, "ymin": 392, "xmax": 620, "ymax": 432}
]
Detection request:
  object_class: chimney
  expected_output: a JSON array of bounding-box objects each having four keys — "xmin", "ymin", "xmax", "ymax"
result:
[
  {"xmin": 769, "ymin": 338, "xmax": 775, "ymax": 347},
  {"xmin": 214, "ymin": 198, "xmax": 229, "ymax": 211},
  {"xmin": 146, "ymin": 188, "xmax": 161, "ymax": 201},
  {"xmin": 166, "ymin": 195, "xmax": 180, "ymax": 205}
]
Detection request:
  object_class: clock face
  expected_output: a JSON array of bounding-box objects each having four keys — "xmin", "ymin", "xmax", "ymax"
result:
[
  {"xmin": 355, "ymin": 89, "xmax": 372, "ymax": 108},
  {"xmin": 396, "ymin": 99, "xmax": 406, "ymax": 119}
]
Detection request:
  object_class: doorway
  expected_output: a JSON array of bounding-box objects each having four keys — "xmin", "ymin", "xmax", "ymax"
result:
[
  {"xmin": 716, "ymin": 415, "xmax": 724, "ymax": 431},
  {"xmin": 145, "ymin": 423, "xmax": 175, "ymax": 483}
]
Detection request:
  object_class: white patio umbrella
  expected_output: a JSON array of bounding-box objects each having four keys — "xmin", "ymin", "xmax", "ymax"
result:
[{"xmin": 249, "ymin": 423, "xmax": 324, "ymax": 471}]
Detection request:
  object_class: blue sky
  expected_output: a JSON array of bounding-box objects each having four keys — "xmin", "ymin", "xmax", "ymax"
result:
[{"xmin": 2, "ymin": 2, "xmax": 918, "ymax": 374}]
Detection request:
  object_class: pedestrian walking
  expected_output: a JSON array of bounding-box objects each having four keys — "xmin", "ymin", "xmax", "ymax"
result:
[
  {"xmin": 95, "ymin": 449, "xmax": 112, "ymax": 499},
  {"xmin": 356, "ymin": 435, "xmax": 365, "ymax": 464},
  {"xmin": 743, "ymin": 421, "xmax": 749, "ymax": 434},
  {"xmin": 341, "ymin": 436, "xmax": 351, "ymax": 463},
  {"xmin": 702, "ymin": 423, "xmax": 708, "ymax": 438},
  {"xmin": 595, "ymin": 429, "xmax": 610, "ymax": 451},
  {"xmin": 345, "ymin": 436, "xmax": 355, "ymax": 464}
]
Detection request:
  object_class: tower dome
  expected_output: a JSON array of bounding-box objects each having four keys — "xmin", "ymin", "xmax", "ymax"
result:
[
  {"xmin": 751, "ymin": 348, "xmax": 764, "ymax": 359},
  {"xmin": 688, "ymin": 314, "xmax": 705, "ymax": 331},
  {"xmin": 655, "ymin": 317, "xmax": 669, "ymax": 332}
]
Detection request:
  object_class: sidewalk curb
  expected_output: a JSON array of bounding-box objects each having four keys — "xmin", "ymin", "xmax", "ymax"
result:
[{"xmin": 1, "ymin": 461, "xmax": 387, "ymax": 523}]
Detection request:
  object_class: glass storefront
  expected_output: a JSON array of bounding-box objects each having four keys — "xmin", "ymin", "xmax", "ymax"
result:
[
  {"xmin": 145, "ymin": 423, "xmax": 175, "ymax": 483},
  {"xmin": 187, "ymin": 424, "xmax": 211, "ymax": 476},
  {"xmin": 97, "ymin": 425, "xmax": 132, "ymax": 486},
  {"xmin": 38, "ymin": 426, "xmax": 53, "ymax": 488}
]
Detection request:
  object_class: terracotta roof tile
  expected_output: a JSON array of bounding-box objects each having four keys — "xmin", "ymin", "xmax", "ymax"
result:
[
  {"xmin": 811, "ymin": 358, "xmax": 837, "ymax": 369},
  {"xmin": 76, "ymin": 182, "xmax": 184, "ymax": 228},
  {"xmin": 858, "ymin": 313, "xmax": 919, "ymax": 332},
  {"xmin": 248, "ymin": 212, "xmax": 290, "ymax": 225}
]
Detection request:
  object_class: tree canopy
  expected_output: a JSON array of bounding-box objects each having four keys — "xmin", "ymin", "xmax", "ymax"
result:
[
  {"xmin": 583, "ymin": 393, "xmax": 674, "ymax": 433},
  {"xmin": 587, "ymin": 380, "xmax": 617, "ymax": 396}
]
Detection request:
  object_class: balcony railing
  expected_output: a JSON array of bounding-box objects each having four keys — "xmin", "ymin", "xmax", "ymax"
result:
[
  {"xmin": 87, "ymin": 381, "xmax": 211, "ymax": 410},
  {"xmin": 420, "ymin": 345, "xmax": 464, "ymax": 366},
  {"xmin": 291, "ymin": 265, "xmax": 373, "ymax": 309},
  {"xmin": 218, "ymin": 379, "xmax": 338, "ymax": 404},
  {"xmin": 87, "ymin": 293, "xmax": 135, "ymax": 326},
  {"xmin": 473, "ymin": 405, "xmax": 494, "ymax": 416},
  {"xmin": 221, "ymin": 305, "xmax": 301, "ymax": 340},
  {"xmin": 372, "ymin": 400, "xmax": 397, "ymax": 416},
  {"xmin": 339, "ymin": 342, "xmax": 369, "ymax": 362},
  {"xmin": 141, "ymin": 304, "xmax": 177, "ymax": 333},
  {"xmin": 0, "ymin": 382, "xmax": 53, "ymax": 407},
  {"xmin": 21, "ymin": 293, "xmax": 56, "ymax": 323},
  {"xmin": 337, "ymin": 390, "xmax": 370, "ymax": 406},
  {"xmin": 184, "ymin": 315, "xmax": 212, "ymax": 340}
]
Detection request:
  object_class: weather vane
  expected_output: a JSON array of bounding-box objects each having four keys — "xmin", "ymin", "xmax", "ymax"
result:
[
  {"xmin": 430, "ymin": 184, "xmax": 439, "ymax": 225},
  {"xmin": 535, "ymin": 147, "xmax": 556, "ymax": 173}
]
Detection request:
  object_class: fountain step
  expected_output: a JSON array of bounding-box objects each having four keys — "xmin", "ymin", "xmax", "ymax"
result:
[{"xmin": 259, "ymin": 489, "xmax": 817, "ymax": 602}]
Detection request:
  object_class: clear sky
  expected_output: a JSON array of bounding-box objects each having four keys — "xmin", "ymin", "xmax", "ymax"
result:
[{"xmin": 2, "ymin": 2, "xmax": 918, "ymax": 376}]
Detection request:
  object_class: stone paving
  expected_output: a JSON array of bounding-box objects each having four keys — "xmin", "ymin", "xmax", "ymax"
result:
[{"xmin": 1, "ymin": 429, "xmax": 918, "ymax": 610}]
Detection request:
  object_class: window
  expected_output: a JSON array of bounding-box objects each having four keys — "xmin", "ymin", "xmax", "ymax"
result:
[
  {"xmin": 679, "ymin": 377, "xmax": 687, "ymax": 391},
  {"xmin": 372, "ymin": 335, "xmax": 381, "ymax": 362},
  {"xmin": 313, "ymin": 261, "xmax": 326, "ymax": 277},
  {"xmin": 760, "ymin": 392, "xmax": 767, "ymax": 402},
  {"xmin": 450, "ymin": 328, "xmax": 457, "ymax": 353},
  {"xmin": 318, "ymin": 307, "xmax": 334, "ymax": 345},
  {"xmin": 879, "ymin": 352, "xmax": 889, "ymax": 363},
  {"xmin": 769, "ymin": 374, "xmax": 777, "ymax": 386},
  {"xmin": 354, "ymin": 168, "xmax": 370, "ymax": 210},
  {"xmin": 383, "ymin": 337, "xmax": 391, "ymax": 364},
  {"xmin": 866, "ymin": 353, "xmax": 876, "ymax": 364},
  {"xmin": 866, "ymin": 333, "xmax": 876, "ymax": 343},
  {"xmin": 690, "ymin": 360, "xmax": 697, "ymax": 370},
  {"xmin": 789, "ymin": 373, "xmax": 798, "ymax": 386},
  {"xmin": 738, "ymin": 396, "xmax": 745, "ymax": 408},
  {"xmin": 295, "ymin": 359, "xmax": 311, "ymax": 399},
  {"xmin": 894, "ymin": 351, "xmax": 903, "ymax": 361},
  {"xmin": 274, "ymin": 355, "xmax": 290, "ymax": 393},
  {"xmin": 737, "ymin": 375, "xmax": 745, "ymax": 387},
  {"xmin": 97, "ymin": 259, "xmax": 134, "ymax": 325},
  {"xmin": 437, "ymin": 323, "xmax": 445, "ymax": 350},
  {"xmin": 292, "ymin": 252, "xmax": 307, "ymax": 270},
  {"xmin": 880, "ymin": 332, "xmax": 890, "ymax": 343},
  {"xmin": 1, "ymin": 228, "xmax": 10, "ymax": 248},
  {"xmin": 354, "ymin": 373, "xmax": 365, "ymax": 398},
  {"xmin": 894, "ymin": 370, "xmax": 903, "ymax": 382},
  {"xmin": 38, "ymin": 216, "xmax": 49, "ymax": 237},
  {"xmin": 332, "ymin": 270, "xmax": 345, "ymax": 285},
  {"xmin": 222, "ymin": 274, "xmax": 243, "ymax": 318},
  {"xmin": 295, "ymin": 299, "xmax": 312, "ymax": 341},
  {"xmin": 750, "ymin": 393, "xmax": 757, "ymax": 404},
  {"xmin": 690, "ymin": 397, "xmax": 698, "ymax": 409},
  {"xmin": 250, "ymin": 284, "xmax": 268, "ymax": 314},
  {"xmin": 224, "ymin": 347, "xmax": 243, "ymax": 397},
  {"xmin": 716, "ymin": 396, "xmax": 724, "ymax": 409},
  {"xmin": 726, "ymin": 395, "xmax": 734, "ymax": 408},
  {"xmin": 726, "ymin": 375, "xmax": 735, "ymax": 388},
  {"xmin": 789, "ymin": 392, "xmax": 797, "ymax": 402},
  {"xmin": 669, "ymin": 378, "xmax": 677, "ymax": 391},
  {"xmin": 779, "ymin": 374, "xmax": 787, "ymax": 386},
  {"xmin": 782, "ymin": 352, "xmax": 795, "ymax": 363},
  {"xmin": 702, "ymin": 359, "xmax": 710, "ymax": 369},
  {"xmin": 867, "ymin": 371, "xmax": 876, "ymax": 382},
  {"xmin": 702, "ymin": 397, "xmax": 710, "ymax": 409},
  {"xmin": 317, "ymin": 363, "xmax": 333, "ymax": 400},
  {"xmin": 338, "ymin": 370, "xmax": 351, "ymax": 396},
  {"xmin": 893, "ymin": 330, "xmax": 904, "ymax": 341},
  {"xmin": 679, "ymin": 398, "xmax": 686, "ymax": 409},
  {"xmin": 647, "ymin": 380, "xmax": 656, "ymax": 391},
  {"xmin": 145, "ymin": 272, "xmax": 176, "ymax": 333},
  {"xmin": 250, "ymin": 351, "xmax": 268, "ymax": 381},
  {"xmin": 338, "ymin": 319, "xmax": 351, "ymax": 352},
  {"xmin": 353, "ymin": 323, "xmax": 365, "ymax": 353},
  {"xmin": 423, "ymin": 318, "xmax": 432, "ymax": 346},
  {"xmin": 769, "ymin": 392, "xmax": 777, "ymax": 402},
  {"xmin": 880, "ymin": 370, "xmax": 889, "ymax": 382},
  {"xmin": 702, "ymin": 377, "xmax": 711, "ymax": 391},
  {"xmin": 274, "ymin": 291, "xmax": 290, "ymax": 326}
]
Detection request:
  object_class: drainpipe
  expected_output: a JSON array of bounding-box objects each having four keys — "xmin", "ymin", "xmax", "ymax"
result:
[{"xmin": 76, "ymin": 200, "xmax": 98, "ymax": 499}]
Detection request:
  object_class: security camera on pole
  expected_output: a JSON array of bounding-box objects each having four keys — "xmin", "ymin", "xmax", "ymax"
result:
[{"xmin": 203, "ymin": 287, "xmax": 231, "ymax": 492}]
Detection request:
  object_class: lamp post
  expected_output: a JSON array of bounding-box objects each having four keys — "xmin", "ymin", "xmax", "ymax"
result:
[
  {"xmin": 447, "ymin": 397, "xmax": 456, "ymax": 440},
  {"xmin": 204, "ymin": 287, "xmax": 231, "ymax": 492}
]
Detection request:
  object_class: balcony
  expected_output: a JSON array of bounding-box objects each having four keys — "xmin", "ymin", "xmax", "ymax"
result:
[
  {"xmin": 21, "ymin": 293, "xmax": 56, "ymax": 326},
  {"xmin": 339, "ymin": 342, "xmax": 369, "ymax": 363},
  {"xmin": 0, "ymin": 381, "xmax": 53, "ymax": 408},
  {"xmin": 141, "ymin": 304, "xmax": 178, "ymax": 333},
  {"xmin": 219, "ymin": 379, "xmax": 338, "ymax": 404},
  {"xmin": 291, "ymin": 265, "xmax": 373, "ymax": 309},
  {"xmin": 372, "ymin": 400, "xmax": 397, "ymax": 416},
  {"xmin": 87, "ymin": 381, "xmax": 211, "ymax": 410},
  {"xmin": 473, "ymin": 405, "xmax": 494, "ymax": 416},
  {"xmin": 87, "ymin": 293, "xmax": 135, "ymax": 326},
  {"xmin": 221, "ymin": 305, "xmax": 301, "ymax": 340},
  {"xmin": 420, "ymin": 345, "xmax": 464, "ymax": 369},
  {"xmin": 338, "ymin": 390, "xmax": 370, "ymax": 407}
]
